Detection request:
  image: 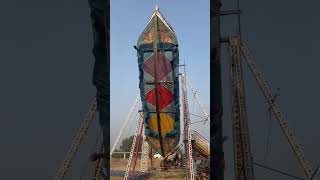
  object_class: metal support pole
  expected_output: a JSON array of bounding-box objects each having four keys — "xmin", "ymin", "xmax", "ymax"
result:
[
  {"xmin": 185, "ymin": 75, "xmax": 210, "ymax": 123},
  {"xmin": 110, "ymin": 95, "xmax": 140, "ymax": 156},
  {"xmin": 131, "ymin": 121, "xmax": 144, "ymax": 176}
]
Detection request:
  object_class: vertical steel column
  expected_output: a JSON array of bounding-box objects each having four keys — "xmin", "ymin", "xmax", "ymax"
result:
[
  {"xmin": 229, "ymin": 36, "xmax": 254, "ymax": 180},
  {"xmin": 211, "ymin": 0, "xmax": 224, "ymax": 179},
  {"xmin": 182, "ymin": 74, "xmax": 195, "ymax": 180}
]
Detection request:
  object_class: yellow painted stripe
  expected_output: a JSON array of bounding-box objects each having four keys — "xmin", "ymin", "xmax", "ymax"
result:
[{"xmin": 148, "ymin": 113, "xmax": 175, "ymax": 135}]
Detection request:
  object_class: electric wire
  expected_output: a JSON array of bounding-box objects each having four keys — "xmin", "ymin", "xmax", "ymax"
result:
[{"xmin": 254, "ymin": 162, "xmax": 305, "ymax": 180}]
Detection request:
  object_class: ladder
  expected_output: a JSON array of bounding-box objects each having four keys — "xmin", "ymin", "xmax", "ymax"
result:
[
  {"xmin": 240, "ymin": 39, "xmax": 318, "ymax": 180},
  {"xmin": 124, "ymin": 114, "xmax": 143, "ymax": 180},
  {"xmin": 228, "ymin": 36, "xmax": 255, "ymax": 180},
  {"xmin": 55, "ymin": 99, "xmax": 97, "ymax": 180}
]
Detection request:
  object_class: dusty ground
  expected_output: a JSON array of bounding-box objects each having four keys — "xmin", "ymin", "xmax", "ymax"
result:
[
  {"xmin": 147, "ymin": 169, "xmax": 185, "ymax": 180},
  {"xmin": 110, "ymin": 177, "xmax": 123, "ymax": 180},
  {"xmin": 110, "ymin": 157, "xmax": 186, "ymax": 180},
  {"xmin": 110, "ymin": 157, "xmax": 161, "ymax": 171}
]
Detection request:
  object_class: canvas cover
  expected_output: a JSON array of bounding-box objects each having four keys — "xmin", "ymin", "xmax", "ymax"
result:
[{"xmin": 136, "ymin": 8, "xmax": 180, "ymax": 156}]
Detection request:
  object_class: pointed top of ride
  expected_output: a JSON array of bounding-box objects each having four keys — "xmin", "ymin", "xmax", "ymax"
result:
[
  {"xmin": 148, "ymin": 5, "xmax": 175, "ymax": 33},
  {"xmin": 137, "ymin": 6, "xmax": 178, "ymax": 47}
]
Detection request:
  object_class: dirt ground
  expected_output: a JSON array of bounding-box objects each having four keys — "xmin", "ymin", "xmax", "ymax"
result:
[
  {"xmin": 110, "ymin": 177, "xmax": 124, "ymax": 180},
  {"xmin": 110, "ymin": 157, "xmax": 186, "ymax": 180},
  {"xmin": 147, "ymin": 169, "xmax": 185, "ymax": 180},
  {"xmin": 110, "ymin": 157, "xmax": 161, "ymax": 171}
]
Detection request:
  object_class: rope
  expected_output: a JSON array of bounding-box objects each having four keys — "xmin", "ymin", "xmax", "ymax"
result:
[
  {"xmin": 190, "ymin": 120, "xmax": 207, "ymax": 125},
  {"xmin": 189, "ymin": 113, "xmax": 207, "ymax": 120}
]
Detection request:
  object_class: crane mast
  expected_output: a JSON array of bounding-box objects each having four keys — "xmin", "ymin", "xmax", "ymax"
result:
[
  {"xmin": 240, "ymin": 39, "xmax": 318, "ymax": 179},
  {"xmin": 182, "ymin": 74, "xmax": 195, "ymax": 180},
  {"xmin": 225, "ymin": 35, "xmax": 319, "ymax": 180},
  {"xmin": 228, "ymin": 36, "xmax": 255, "ymax": 180}
]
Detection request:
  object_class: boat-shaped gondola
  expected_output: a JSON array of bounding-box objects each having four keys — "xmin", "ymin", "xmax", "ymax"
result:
[{"xmin": 136, "ymin": 6, "xmax": 180, "ymax": 157}]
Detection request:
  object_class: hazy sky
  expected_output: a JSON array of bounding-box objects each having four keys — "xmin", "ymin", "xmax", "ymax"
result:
[{"xmin": 0, "ymin": 0, "xmax": 319, "ymax": 179}]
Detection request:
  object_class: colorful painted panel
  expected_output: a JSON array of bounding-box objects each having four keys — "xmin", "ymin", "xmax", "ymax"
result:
[{"xmin": 136, "ymin": 8, "xmax": 180, "ymax": 156}]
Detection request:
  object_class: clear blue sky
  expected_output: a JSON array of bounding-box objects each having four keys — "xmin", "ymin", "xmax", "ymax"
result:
[{"xmin": 110, "ymin": 0, "xmax": 210, "ymax": 144}]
